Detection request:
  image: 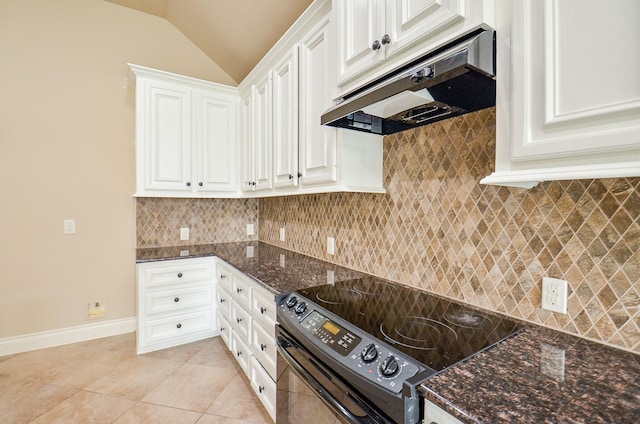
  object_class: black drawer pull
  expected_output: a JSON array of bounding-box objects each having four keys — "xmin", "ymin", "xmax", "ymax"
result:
[
  {"xmin": 220, "ymin": 298, "xmax": 226, "ymax": 303},
  {"xmin": 219, "ymin": 274, "xmax": 227, "ymax": 279},
  {"xmin": 174, "ymin": 297, "xmax": 180, "ymax": 303},
  {"xmin": 177, "ymin": 273, "xmax": 183, "ymax": 278},
  {"xmin": 260, "ymin": 306, "xmax": 267, "ymax": 314},
  {"xmin": 236, "ymin": 288, "xmax": 243, "ymax": 294},
  {"xmin": 260, "ymin": 343, "xmax": 267, "ymax": 351},
  {"xmin": 236, "ymin": 318, "xmax": 242, "ymax": 324},
  {"xmin": 220, "ymin": 327, "xmax": 225, "ymax": 332},
  {"xmin": 176, "ymin": 323, "xmax": 182, "ymax": 329},
  {"xmin": 237, "ymin": 350, "xmax": 242, "ymax": 357},
  {"xmin": 258, "ymin": 385, "xmax": 265, "ymax": 393}
]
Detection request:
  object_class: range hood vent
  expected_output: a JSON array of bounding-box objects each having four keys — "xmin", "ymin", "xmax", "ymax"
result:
[{"xmin": 321, "ymin": 30, "xmax": 496, "ymax": 135}]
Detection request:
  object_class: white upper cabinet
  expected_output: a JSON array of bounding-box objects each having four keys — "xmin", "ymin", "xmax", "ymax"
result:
[
  {"xmin": 272, "ymin": 49, "xmax": 299, "ymax": 189},
  {"xmin": 482, "ymin": 0, "xmax": 640, "ymax": 188},
  {"xmin": 131, "ymin": 64, "xmax": 240, "ymax": 197},
  {"xmin": 334, "ymin": 0, "xmax": 495, "ymax": 96},
  {"xmin": 242, "ymin": 75, "xmax": 273, "ymax": 193},
  {"xmin": 298, "ymin": 12, "xmax": 338, "ymax": 186}
]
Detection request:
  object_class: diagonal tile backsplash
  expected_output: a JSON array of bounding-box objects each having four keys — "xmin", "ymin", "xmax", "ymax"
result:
[
  {"xmin": 259, "ymin": 108, "xmax": 640, "ymax": 354},
  {"xmin": 136, "ymin": 197, "xmax": 258, "ymax": 247}
]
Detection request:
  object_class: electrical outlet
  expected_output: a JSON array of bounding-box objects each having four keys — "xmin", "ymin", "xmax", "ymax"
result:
[
  {"xmin": 180, "ymin": 227, "xmax": 189, "ymax": 241},
  {"xmin": 279, "ymin": 227, "xmax": 286, "ymax": 242},
  {"xmin": 327, "ymin": 236, "xmax": 335, "ymax": 255},
  {"xmin": 88, "ymin": 301, "xmax": 106, "ymax": 318},
  {"xmin": 63, "ymin": 219, "xmax": 76, "ymax": 234},
  {"xmin": 542, "ymin": 277, "xmax": 568, "ymax": 314},
  {"xmin": 279, "ymin": 253, "xmax": 286, "ymax": 268},
  {"xmin": 327, "ymin": 270, "xmax": 335, "ymax": 284},
  {"xmin": 246, "ymin": 224, "xmax": 255, "ymax": 236}
]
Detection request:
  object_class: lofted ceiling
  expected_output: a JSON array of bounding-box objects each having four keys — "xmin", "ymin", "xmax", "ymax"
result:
[{"xmin": 106, "ymin": 0, "xmax": 314, "ymax": 84}]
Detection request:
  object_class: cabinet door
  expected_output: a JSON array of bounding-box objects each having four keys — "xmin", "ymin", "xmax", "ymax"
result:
[
  {"xmin": 484, "ymin": 0, "xmax": 640, "ymax": 187},
  {"xmin": 240, "ymin": 93, "xmax": 255, "ymax": 192},
  {"xmin": 272, "ymin": 49, "xmax": 299, "ymax": 189},
  {"xmin": 386, "ymin": 0, "xmax": 464, "ymax": 57},
  {"xmin": 196, "ymin": 90, "xmax": 238, "ymax": 193},
  {"xmin": 252, "ymin": 77, "xmax": 274, "ymax": 192},
  {"xmin": 335, "ymin": 0, "xmax": 386, "ymax": 87},
  {"xmin": 299, "ymin": 14, "xmax": 338, "ymax": 186},
  {"xmin": 142, "ymin": 79, "xmax": 192, "ymax": 192}
]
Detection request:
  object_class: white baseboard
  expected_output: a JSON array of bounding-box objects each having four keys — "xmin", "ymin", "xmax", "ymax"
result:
[{"xmin": 0, "ymin": 317, "xmax": 137, "ymax": 356}]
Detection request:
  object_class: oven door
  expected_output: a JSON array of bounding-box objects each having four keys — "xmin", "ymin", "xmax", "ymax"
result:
[{"xmin": 276, "ymin": 325, "xmax": 393, "ymax": 424}]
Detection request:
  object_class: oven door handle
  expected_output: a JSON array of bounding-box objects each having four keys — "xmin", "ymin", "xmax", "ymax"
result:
[{"xmin": 276, "ymin": 333, "xmax": 385, "ymax": 424}]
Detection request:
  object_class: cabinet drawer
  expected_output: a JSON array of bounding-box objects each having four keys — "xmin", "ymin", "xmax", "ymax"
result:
[
  {"xmin": 145, "ymin": 284, "xmax": 213, "ymax": 315},
  {"xmin": 144, "ymin": 309, "xmax": 214, "ymax": 345},
  {"xmin": 231, "ymin": 300, "xmax": 252, "ymax": 341},
  {"xmin": 250, "ymin": 356, "xmax": 276, "ymax": 422},
  {"xmin": 251, "ymin": 320, "xmax": 277, "ymax": 380},
  {"xmin": 231, "ymin": 331, "xmax": 251, "ymax": 377},
  {"xmin": 424, "ymin": 399, "xmax": 464, "ymax": 424},
  {"xmin": 217, "ymin": 285, "xmax": 232, "ymax": 319},
  {"xmin": 231, "ymin": 272, "xmax": 253, "ymax": 311},
  {"xmin": 140, "ymin": 259, "xmax": 214, "ymax": 289},
  {"xmin": 216, "ymin": 260, "xmax": 234, "ymax": 293},
  {"xmin": 251, "ymin": 286, "xmax": 276, "ymax": 329},
  {"xmin": 216, "ymin": 311, "xmax": 232, "ymax": 350}
]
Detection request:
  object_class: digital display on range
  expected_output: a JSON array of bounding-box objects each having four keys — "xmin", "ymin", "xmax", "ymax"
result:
[
  {"xmin": 322, "ymin": 321, "xmax": 341, "ymax": 335},
  {"xmin": 301, "ymin": 311, "xmax": 361, "ymax": 356}
]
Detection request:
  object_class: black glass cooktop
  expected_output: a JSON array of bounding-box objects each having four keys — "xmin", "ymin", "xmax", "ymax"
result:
[{"xmin": 297, "ymin": 276, "xmax": 524, "ymax": 371}]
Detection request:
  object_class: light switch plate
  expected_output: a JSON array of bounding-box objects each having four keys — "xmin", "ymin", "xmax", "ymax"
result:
[
  {"xmin": 279, "ymin": 227, "xmax": 286, "ymax": 242},
  {"xmin": 327, "ymin": 237, "xmax": 335, "ymax": 255},
  {"xmin": 180, "ymin": 227, "xmax": 189, "ymax": 241},
  {"xmin": 246, "ymin": 224, "xmax": 254, "ymax": 236}
]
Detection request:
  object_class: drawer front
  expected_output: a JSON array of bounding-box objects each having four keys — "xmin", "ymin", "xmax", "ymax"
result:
[
  {"xmin": 231, "ymin": 300, "xmax": 252, "ymax": 341},
  {"xmin": 216, "ymin": 311, "xmax": 232, "ymax": 350},
  {"xmin": 231, "ymin": 331, "xmax": 251, "ymax": 377},
  {"xmin": 251, "ymin": 286, "xmax": 276, "ymax": 329},
  {"xmin": 217, "ymin": 285, "xmax": 232, "ymax": 320},
  {"xmin": 251, "ymin": 320, "xmax": 277, "ymax": 379},
  {"xmin": 250, "ymin": 356, "xmax": 276, "ymax": 422},
  {"xmin": 216, "ymin": 260, "xmax": 234, "ymax": 293},
  {"xmin": 144, "ymin": 309, "xmax": 213, "ymax": 345},
  {"xmin": 145, "ymin": 284, "xmax": 213, "ymax": 315},
  {"xmin": 231, "ymin": 272, "xmax": 253, "ymax": 311},
  {"xmin": 141, "ymin": 259, "xmax": 214, "ymax": 289},
  {"xmin": 424, "ymin": 399, "xmax": 464, "ymax": 424}
]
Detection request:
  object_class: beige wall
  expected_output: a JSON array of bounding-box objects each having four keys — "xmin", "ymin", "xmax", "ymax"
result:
[{"xmin": 0, "ymin": 0, "xmax": 235, "ymax": 338}]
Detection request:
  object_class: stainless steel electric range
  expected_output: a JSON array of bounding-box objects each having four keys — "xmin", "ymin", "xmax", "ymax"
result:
[{"xmin": 276, "ymin": 276, "xmax": 524, "ymax": 424}]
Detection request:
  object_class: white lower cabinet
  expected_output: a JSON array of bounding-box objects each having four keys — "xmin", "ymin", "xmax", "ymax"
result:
[
  {"xmin": 250, "ymin": 356, "xmax": 277, "ymax": 421},
  {"xmin": 424, "ymin": 399, "xmax": 464, "ymax": 424},
  {"xmin": 215, "ymin": 258, "xmax": 277, "ymax": 422},
  {"xmin": 136, "ymin": 257, "xmax": 217, "ymax": 354}
]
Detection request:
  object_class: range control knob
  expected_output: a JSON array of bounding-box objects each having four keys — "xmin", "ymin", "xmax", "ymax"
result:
[
  {"xmin": 361, "ymin": 343, "xmax": 378, "ymax": 363},
  {"xmin": 294, "ymin": 301, "xmax": 307, "ymax": 315},
  {"xmin": 285, "ymin": 296, "xmax": 298, "ymax": 308},
  {"xmin": 380, "ymin": 356, "xmax": 399, "ymax": 377}
]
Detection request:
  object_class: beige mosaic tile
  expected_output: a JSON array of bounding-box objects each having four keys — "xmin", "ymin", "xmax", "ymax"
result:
[
  {"xmin": 136, "ymin": 198, "xmax": 258, "ymax": 248},
  {"xmin": 259, "ymin": 108, "xmax": 640, "ymax": 354}
]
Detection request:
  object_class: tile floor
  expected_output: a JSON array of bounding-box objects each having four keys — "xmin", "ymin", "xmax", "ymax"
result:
[{"xmin": 0, "ymin": 333, "xmax": 272, "ymax": 424}]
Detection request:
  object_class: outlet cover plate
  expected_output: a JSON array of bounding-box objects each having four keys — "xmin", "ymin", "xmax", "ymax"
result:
[{"xmin": 542, "ymin": 277, "xmax": 568, "ymax": 314}]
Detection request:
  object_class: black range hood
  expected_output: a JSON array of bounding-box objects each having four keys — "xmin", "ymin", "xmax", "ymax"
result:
[{"xmin": 321, "ymin": 29, "xmax": 496, "ymax": 135}]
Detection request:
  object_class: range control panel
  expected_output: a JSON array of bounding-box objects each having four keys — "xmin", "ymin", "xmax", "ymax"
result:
[{"xmin": 278, "ymin": 293, "xmax": 422, "ymax": 394}]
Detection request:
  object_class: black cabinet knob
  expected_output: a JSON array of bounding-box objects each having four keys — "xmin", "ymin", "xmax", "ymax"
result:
[
  {"xmin": 260, "ymin": 343, "xmax": 267, "ymax": 351},
  {"xmin": 174, "ymin": 297, "xmax": 180, "ymax": 303},
  {"xmin": 381, "ymin": 33, "xmax": 391, "ymax": 45},
  {"xmin": 258, "ymin": 385, "xmax": 264, "ymax": 393},
  {"xmin": 186, "ymin": 182, "xmax": 191, "ymax": 187},
  {"xmin": 220, "ymin": 298, "xmax": 226, "ymax": 303},
  {"xmin": 198, "ymin": 182, "xmax": 203, "ymax": 186},
  {"xmin": 219, "ymin": 274, "xmax": 227, "ymax": 279},
  {"xmin": 260, "ymin": 306, "xmax": 267, "ymax": 314},
  {"xmin": 177, "ymin": 273, "xmax": 183, "ymax": 278},
  {"xmin": 237, "ymin": 350, "xmax": 242, "ymax": 357},
  {"xmin": 372, "ymin": 39, "xmax": 381, "ymax": 50},
  {"xmin": 236, "ymin": 288, "xmax": 242, "ymax": 294},
  {"xmin": 176, "ymin": 323, "xmax": 182, "ymax": 329},
  {"xmin": 297, "ymin": 172, "xmax": 302, "ymax": 178},
  {"xmin": 236, "ymin": 318, "xmax": 242, "ymax": 324}
]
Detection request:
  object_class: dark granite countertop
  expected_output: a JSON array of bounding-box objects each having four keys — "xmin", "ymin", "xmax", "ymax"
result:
[
  {"xmin": 137, "ymin": 242, "xmax": 640, "ymax": 423},
  {"xmin": 420, "ymin": 325, "xmax": 640, "ymax": 423},
  {"xmin": 136, "ymin": 241, "xmax": 363, "ymax": 294}
]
